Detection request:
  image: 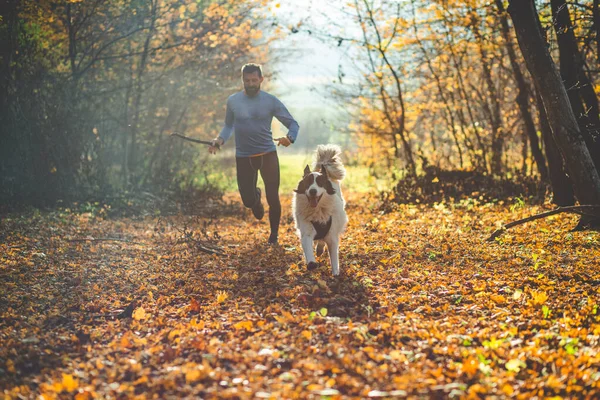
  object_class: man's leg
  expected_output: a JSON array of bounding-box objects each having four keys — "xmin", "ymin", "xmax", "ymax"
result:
[
  {"xmin": 236, "ymin": 156, "xmax": 262, "ymax": 214},
  {"xmin": 259, "ymin": 152, "xmax": 281, "ymax": 244}
]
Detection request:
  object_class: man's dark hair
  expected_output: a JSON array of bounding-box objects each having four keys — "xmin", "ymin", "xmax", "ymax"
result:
[{"xmin": 241, "ymin": 63, "xmax": 263, "ymax": 77}]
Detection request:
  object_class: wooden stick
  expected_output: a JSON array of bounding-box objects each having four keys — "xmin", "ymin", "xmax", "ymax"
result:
[
  {"xmin": 67, "ymin": 237, "xmax": 145, "ymax": 245},
  {"xmin": 171, "ymin": 238, "xmax": 225, "ymax": 256},
  {"xmin": 487, "ymin": 205, "xmax": 600, "ymax": 241},
  {"xmin": 170, "ymin": 132, "xmax": 219, "ymax": 148}
]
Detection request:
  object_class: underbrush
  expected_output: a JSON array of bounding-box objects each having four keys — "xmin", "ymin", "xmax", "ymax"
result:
[{"xmin": 385, "ymin": 167, "xmax": 548, "ymax": 208}]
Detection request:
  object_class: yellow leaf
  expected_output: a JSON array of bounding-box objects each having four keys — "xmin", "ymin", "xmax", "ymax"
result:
[
  {"xmin": 168, "ymin": 329, "xmax": 181, "ymax": 341},
  {"xmin": 184, "ymin": 364, "xmax": 208, "ymax": 383},
  {"xmin": 233, "ymin": 320, "xmax": 253, "ymax": 331},
  {"xmin": 62, "ymin": 373, "xmax": 79, "ymax": 392},
  {"xmin": 216, "ymin": 291, "xmax": 228, "ymax": 303},
  {"xmin": 531, "ymin": 290, "xmax": 548, "ymax": 306},
  {"xmin": 185, "ymin": 369, "xmax": 202, "ymax": 383},
  {"xmin": 461, "ymin": 356, "xmax": 478, "ymax": 377},
  {"xmin": 120, "ymin": 334, "xmax": 131, "ymax": 348},
  {"xmin": 490, "ymin": 294, "xmax": 506, "ymax": 304},
  {"xmin": 53, "ymin": 381, "xmax": 64, "ymax": 392},
  {"xmin": 301, "ymin": 330, "xmax": 312, "ymax": 340},
  {"xmin": 75, "ymin": 390, "xmax": 93, "ymax": 400},
  {"xmin": 501, "ymin": 383, "xmax": 514, "ymax": 396},
  {"xmin": 133, "ymin": 307, "xmax": 146, "ymax": 320},
  {"xmin": 133, "ymin": 375, "xmax": 148, "ymax": 386}
]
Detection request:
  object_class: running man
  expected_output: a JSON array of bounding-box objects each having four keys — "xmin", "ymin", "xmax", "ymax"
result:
[{"xmin": 209, "ymin": 63, "xmax": 300, "ymax": 245}]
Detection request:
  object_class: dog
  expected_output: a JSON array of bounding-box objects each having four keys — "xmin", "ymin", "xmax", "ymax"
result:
[{"xmin": 293, "ymin": 144, "xmax": 348, "ymax": 276}]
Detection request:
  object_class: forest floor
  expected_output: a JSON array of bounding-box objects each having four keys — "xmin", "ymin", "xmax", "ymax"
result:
[{"xmin": 1, "ymin": 192, "xmax": 600, "ymax": 399}]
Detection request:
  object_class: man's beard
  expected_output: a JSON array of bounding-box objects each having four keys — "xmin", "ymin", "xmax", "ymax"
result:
[{"xmin": 244, "ymin": 85, "xmax": 260, "ymax": 96}]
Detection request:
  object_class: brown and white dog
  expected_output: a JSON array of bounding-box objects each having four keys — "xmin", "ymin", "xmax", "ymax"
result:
[{"xmin": 293, "ymin": 144, "xmax": 348, "ymax": 276}]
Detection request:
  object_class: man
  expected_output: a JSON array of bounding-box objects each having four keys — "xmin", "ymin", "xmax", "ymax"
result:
[{"xmin": 209, "ymin": 63, "xmax": 299, "ymax": 245}]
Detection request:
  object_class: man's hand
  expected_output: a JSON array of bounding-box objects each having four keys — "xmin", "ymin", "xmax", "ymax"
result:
[
  {"xmin": 208, "ymin": 138, "xmax": 223, "ymax": 154},
  {"xmin": 275, "ymin": 136, "xmax": 292, "ymax": 147}
]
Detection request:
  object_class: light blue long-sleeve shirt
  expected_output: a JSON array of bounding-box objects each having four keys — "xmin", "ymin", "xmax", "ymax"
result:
[{"xmin": 218, "ymin": 90, "xmax": 300, "ymax": 157}]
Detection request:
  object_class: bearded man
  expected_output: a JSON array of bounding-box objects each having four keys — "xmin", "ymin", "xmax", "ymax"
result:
[{"xmin": 209, "ymin": 63, "xmax": 300, "ymax": 245}]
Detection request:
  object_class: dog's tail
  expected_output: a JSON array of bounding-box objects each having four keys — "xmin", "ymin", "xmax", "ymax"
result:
[{"xmin": 313, "ymin": 144, "xmax": 346, "ymax": 181}]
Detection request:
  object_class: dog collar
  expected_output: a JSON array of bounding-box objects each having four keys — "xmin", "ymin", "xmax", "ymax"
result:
[{"xmin": 312, "ymin": 217, "xmax": 332, "ymax": 241}]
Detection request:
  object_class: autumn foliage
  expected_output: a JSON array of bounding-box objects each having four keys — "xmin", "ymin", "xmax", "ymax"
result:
[
  {"xmin": 3, "ymin": 1, "xmax": 600, "ymax": 398},
  {"xmin": 1, "ymin": 0, "xmax": 271, "ymax": 204},
  {"xmin": 335, "ymin": 0, "xmax": 599, "ymax": 181},
  {"xmin": 2, "ymin": 192, "xmax": 600, "ymax": 398}
]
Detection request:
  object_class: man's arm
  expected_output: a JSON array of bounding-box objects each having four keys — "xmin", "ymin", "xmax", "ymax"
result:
[
  {"xmin": 218, "ymin": 97, "xmax": 235, "ymax": 144},
  {"xmin": 273, "ymin": 98, "xmax": 299, "ymax": 143}
]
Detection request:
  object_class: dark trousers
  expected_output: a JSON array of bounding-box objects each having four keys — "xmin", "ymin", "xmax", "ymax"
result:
[{"xmin": 235, "ymin": 151, "xmax": 281, "ymax": 237}]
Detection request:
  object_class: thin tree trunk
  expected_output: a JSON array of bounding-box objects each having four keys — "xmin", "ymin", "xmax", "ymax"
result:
[
  {"xmin": 468, "ymin": 12, "xmax": 504, "ymax": 174},
  {"xmin": 595, "ymin": 0, "xmax": 600, "ymax": 67},
  {"xmin": 354, "ymin": 0, "xmax": 415, "ymax": 174},
  {"xmin": 360, "ymin": 0, "xmax": 415, "ymax": 174},
  {"xmin": 122, "ymin": 42, "xmax": 133, "ymax": 186},
  {"xmin": 536, "ymin": 94, "xmax": 575, "ymax": 206},
  {"xmin": 128, "ymin": 0, "xmax": 157, "ymax": 182},
  {"xmin": 508, "ymin": 0, "xmax": 600, "ymax": 213},
  {"xmin": 495, "ymin": 0, "xmax": 548, "ymax": 179},
  {"xmin": 65, "ymin": 4, "xmax": 78, "ymax": 79},
  {"xmin": 551, "ymin": 0, "xmax": 600, "ymax": 172}
]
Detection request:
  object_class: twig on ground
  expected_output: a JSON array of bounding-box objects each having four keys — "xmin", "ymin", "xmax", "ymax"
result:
[
  {"xmin": 487, "ymin": 205, "xmax": 600, "ymax": 242},
  {"xmin": 66, "ymin": 237, "xmax": 145, "ymax": 245},
  {"xmin": 172, "ymin": 238, "xmax": 225, "ymax": 256}
]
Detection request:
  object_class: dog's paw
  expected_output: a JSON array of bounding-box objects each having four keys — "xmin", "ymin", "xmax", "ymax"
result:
[{"xmin": 307, "ymin": 261, "xmax": 319, "ymax": 271}]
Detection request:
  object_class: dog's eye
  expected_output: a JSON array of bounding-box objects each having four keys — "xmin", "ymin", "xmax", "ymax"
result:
[{"xmin": 316, "ymin": 175, "xmax": 326, "ymax": 186}]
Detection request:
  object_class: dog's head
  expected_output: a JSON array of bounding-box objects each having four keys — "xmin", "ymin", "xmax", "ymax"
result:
[{"xmin": 294, "ymin": 165, "xmax": 336, "ymax": 208}]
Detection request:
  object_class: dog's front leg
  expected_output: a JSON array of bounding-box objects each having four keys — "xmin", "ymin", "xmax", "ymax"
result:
[
  {"xmin": 301, "ymin": 235, "xmax": 318, "ymax": 270},
  {"xmin": 327, "ymin": 238, "xmax": 340, "ymax": 276}
]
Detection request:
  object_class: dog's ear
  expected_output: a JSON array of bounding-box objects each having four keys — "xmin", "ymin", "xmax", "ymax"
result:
[
  {"xmin": 324, "ymin": 178, "xmax": 336, "ymax": 195},
  {"xmin": 303, "ymin": 164, "xmax": 311, "ymax": 177},
  {"xmin": 319, "ymin": 168, "xmax": 336, "ymax": 195},
  {"xmin": 294, "ymin": 179, "xmax": 306, "ymax": 194}
]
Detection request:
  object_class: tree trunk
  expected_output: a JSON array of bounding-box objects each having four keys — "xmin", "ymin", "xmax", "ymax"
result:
[
  {"xmin": 128, "ymin": 0, "xmax": 157, "ymax": 182},
  {"xmin": 495, "ymin": 0, "xmax": 548, "ymax": 180},
  {"xmin": 355, "ymin": 0, "xmax": 415, "ymax": 175},
  {"xmin": 65, "ymin": 3, "xmax": 78, "ymax": 79},
  {"xmin": 508, "ymin": 0, "xmax": 600, "ymax": 211},
  {"xmin": 469, "ymin": 11, "xmax": 504, "ymax": 175},
  {"xmin": 536, "ymin": 94, "xmax": 575, "ymax": 206},
  {"xmin": 595, "ymin": 0, "xmax": 600, "ymax": 67},
  {"xmin": 551, "ymin": 0, "xmax": 600, "ymax": 172},
  {"xmin": 0, "ymin": 0, "xmax": 18, "ymax": 109}
]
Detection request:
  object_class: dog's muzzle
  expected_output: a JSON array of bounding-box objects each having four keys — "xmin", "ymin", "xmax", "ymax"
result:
[{"xmin": 307, "ymin": 193, "xmax": 323, "ymax": 208}]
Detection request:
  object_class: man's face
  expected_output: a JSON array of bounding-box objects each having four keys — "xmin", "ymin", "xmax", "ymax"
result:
[{"xmin": 243, "ymin": 71, "xmax": 263, "ymax": 97}]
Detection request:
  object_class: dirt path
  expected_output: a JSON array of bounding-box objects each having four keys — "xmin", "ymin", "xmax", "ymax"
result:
[{"xmin": 1, "ymin": 193, "xmax": 599, "ymax": 398}]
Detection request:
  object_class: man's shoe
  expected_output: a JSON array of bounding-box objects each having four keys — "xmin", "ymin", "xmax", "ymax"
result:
[
  {"xmin": 251, "ymin": 188, "xmax": 264, "ymax": 220},
  {"xmin": 267, "ymin": 233, "xmax": 278, "ymax": 245}
]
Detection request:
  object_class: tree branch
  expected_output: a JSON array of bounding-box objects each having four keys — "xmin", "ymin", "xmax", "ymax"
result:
[{"xmin": 487, "ymin": 205, "xmax": 600, "ymax": 241}]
